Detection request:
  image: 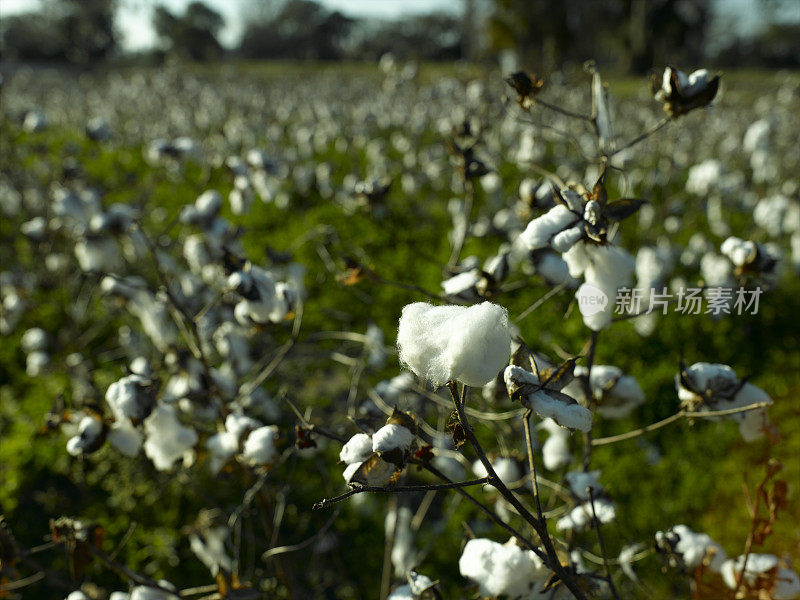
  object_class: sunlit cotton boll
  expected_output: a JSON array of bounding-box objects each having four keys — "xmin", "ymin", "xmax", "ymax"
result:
[
  {"xmin": 372, "ymin": 424, "xmax": 415, "ymax": 454},
  {"xmin": 472, "ymin": 457, "xmax": 520, "ymax": 486},
  {"xmin": 540, "ymin": 418, "xmax": 572, "ymax": 471},
  {"xmin": 340, "ymin": 432, "xmax": 373, "ymax": 465},
  {"xmin": 107, "ymin": 420, "xmax": 143, "ymax": 457},
  {"xmin": 504, "ymin": 365, "xmax": 593, "ymax": 431},
  {"xmin": 129, "ymin": 585, "xmax": 179, "ymax": 600},
  {"xmin": 143, "ymin": 404, "xmax": 198, "ymax": 471},
  {"xmin": 556, "ymin": 499, "xmax": 616, "ymax": 532},
  {"xmin": 66, "ymin": 415, "xmax": 103, "ymax": 456},
  {"xmin": 459, "ymin": 538, "xmax": 548, "ymax": 598},
  {"xmin": 241, "ymin": 425, "xmax": 279, "ymax": 466},
  {"xmin": 655, "ymin": 524, "xmax": 727, "ymax": 573},
  {"xmin": 397, "ymin": 301, "xmax": 511, "ymax": 388}
]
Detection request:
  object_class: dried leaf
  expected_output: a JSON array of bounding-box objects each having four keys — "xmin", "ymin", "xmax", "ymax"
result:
[
  {"xmin": 350, "ymin": 454, "xmax": 401, "ymax": 487},
  {"xmin": 446, "ymin": 411, "xmax": 466, "ymax": 451}
]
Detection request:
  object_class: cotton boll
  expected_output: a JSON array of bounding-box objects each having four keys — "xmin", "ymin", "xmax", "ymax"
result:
[
  {"xmin": 519, "ymin": 205, "xmax": 579, "ymax": 250},
  {"xmin": 441, "ymin": 269, "xmax": 481, "ymax": 301},
  {"xmin": 505, "ymin": 366, "xmax": 592, "ymax": 431},
  {"xmin": 342, "ymin": 461, "xmax": 361, "ymax": 482},
  {"xmin": 397, "ymin": 302, "xmax": 511, "ymax": 388},
  {"xmin": 130, "ymin": 586, "xmax": 178, "ymax": 600},
  {"xmin": 656, "ymin": 525, "xmax": 727, "ymax": 573},
  {"xmin": 372, "ymin": 424, "xmax": 415, "ymax": 454},
  {"xmin": 556, "ymin": 499, "xmax": 615, "ymax": 531},
  {"xmin": 106, "ymin": 374, "xmax": 152, "ymax": 422},
  {"xmin": 580, "ymin": 243, "xmax": 635, "ymax": 331},
  {"xmin": 459, "ymin": 538, "xmax": 547, "ymax": 598},
  {"xmin": 241, "ymin": 425, "xmax": 279, "ymax": 466},
  {"xmin": 565, "ymin": 470, "xmax": 603, "ymax": 500},
  {"xmin": 66, "ymin": 592, "xmax": 89, "ymax": 600},
  {"xmin": 407, "ymin": 571, "xmax": 435, "ymax": 596},
  {"xmin": 540, "ymin": 419, "xmax": 572, "ymax": 471},
  {"xmin": 535, "ymin": 251, "xmax": 573, "ymax": 285},
  {"xmin": 143, "ymin": 404, "xmax": 198, "ymax": 471},
  {"xmin": 472, "ymin": 457, "xmax": 520, "ymax": 485},
  {"xmin": 66, "ymin": 416, "xmax": 104, "ymax": 456},
  {"xmin": 21, "ymin": 327, "xmax": 48, "ymax": 352},
  {"xmin": 206, "ymin": 431, "xmax": 239, "ymax": 474},
  {"xmin": 340, "ymin": 433, "xmax": 373, "ymax": 465},
  {"xmin": 386, "ymin": 585, "xmax": 413, "ymax": 600},
  {"xmin": 189, "ymin": 526, "xmax": 232, "ymax": 576},
  {"xmin": 551, "ymin": 225, "xmax": 584, "ymax": 253},
  {"xmin": 109, "ymin": 592, "xmax": 131, "ymax": 600},
  {"xmin": 774, "ymin": 568, "xmax": 800, "ymax": 600},
  {"xmin": 721, "ymin": 554, "xmax": 780, "ymax": 589},
  {"xmin": 108, "ymin": 420, "xmax": 143, "ymax": 457},
  {"xmin": 721, "ymin": 237, "xmax": 756, "ymax": 267},
  {"xmin": 225, "ymin": 413, "xmax": 261, "ymax": 441}
]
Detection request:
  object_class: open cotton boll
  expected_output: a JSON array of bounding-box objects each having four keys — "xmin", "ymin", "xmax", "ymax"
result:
[
  {"xmin": 407, "ymin": 571, "xmax": 435, "ymax": 596},
  {"xmin": 386, "ymin": 585, "xmax": 413, "ymax": 600},
  {"xmin": 519, "ymin": 205, "xmax": 580, "ymax": 250},
  {"xmin": 565, "ymin": 470, "xmax": 603, "ymax": 500},
  {"xmin": 206, "ymin": 431, "xmax": 239, "ymax": 474},
  {"xmin": 26, "ymin": 350, "xmax": 50, "ymax": 376},
  {"xmin": 130, "ymin": 585, "xmax": 179, "ymax": 600},
  {"xmin": 372, "ymin": 424, "xmax": 415, "ymax": 454},
  {"xmin": 66, "ymin": 416, "xmax": 103, "ymax": 456},
  {"xmin": 540, "ymin": 419, "xmax": 572, "ymax": 471},
  {"xmin": 656, "ymin": 525, "xmax": 727, "ymax": 573},
  {"xmin": 505, "ymin": 366, "xmax": 592, "ymax": 432},
  {"xmin": 224, "ymin": 412, "xmax": 261, "ymax": 441},
  {"xmin": 721, "ymin": 236, "xmax": 757, "ymax": 267},
  {"xmin": 106, "ymin": 374, "xmax": 151, "ymax": 422},
  {"xmin": 241, "ymin": 425, "xmax": 279, "ymax": 466},
  {"xmin": 340, "ymin": 432, "xmax": 373, "ymax": 465},
  {"xmin": 556, "ymin": 499, "xmax": 616, "ymax": 532},
  {"xmin": 67, "ymin": 592, "xmax": 90, "ymax": 600},
  {"xmin": 459, "ymin": 538, "xmax": 547, "ymax": 598},
  {"xmin": 472, "ymin": 457, "xmax": 520, "ymax": 485},
  {"xmin": 189, "ymin": 525, "xmax": 232, "ymax": 576},
  {"xmin": 109, "ymin": 593, "xmax": 130, "ymax": 600},
  {"xmin": 721, "ymin": 554, "xmax": 781, "ymax": 589},
  {"xmin": 581, "ymin": 243, "xmax": 635, "ymax": 331},
  {"xmin": 21, "ymin": 327, "xmax": 48, "ymax": 352},
  {"xmin": 441, "ymin": 269, "xmax": 481, "ymax": 301},
  {"xmin": 143, "ymin": 405, "xmax": 198, "ymax": 471},
  {"xmin": 108, "ymin": 420, "xmax": 143, "ymax": 457},
  {"xmin": 397, "ymin": 301, "xmax": 511, "ymax": 388},
  {"xmin": 342, "ymin": 461, "xmax": 362, "ymax": 482}
]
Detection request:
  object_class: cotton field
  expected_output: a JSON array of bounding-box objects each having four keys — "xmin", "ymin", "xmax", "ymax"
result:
[{"xmin": 1, "ymin": 61, "xmax": 799, "ymax": 600}]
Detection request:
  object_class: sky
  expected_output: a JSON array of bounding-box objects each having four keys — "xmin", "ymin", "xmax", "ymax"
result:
[{"xmin": 1, "ymin": 0, "xmax": 796, "ymax": 52}]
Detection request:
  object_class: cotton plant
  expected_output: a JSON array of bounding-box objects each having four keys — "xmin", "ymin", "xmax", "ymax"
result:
[
  {"xmin": 676, "ymin": 361, "xmax": 774, "ymax": 441},
  {"xmin": 651, "ymin": 65, "xmax": 720, "ymax": 116},
  {"xmin": 561, "ymin": 365, "xmax": 645, "ymax": 420}
]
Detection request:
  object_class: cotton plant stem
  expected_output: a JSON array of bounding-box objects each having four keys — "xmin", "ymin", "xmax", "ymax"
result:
[
  {"xmin": 534, "ymin": 98, "xmax": 594, "ymax": 123},
  {"xmin": 588, "ymin": 488, "xmax": 620, "ymax": 600},
  {"xmin": 448, "ymin": 383, "xmax": 588, "ymax": 600},
  {"xmin": 582, "ymin": 331, "xmax": 599, "ymax": 471},
  {"xmin": 312, "ymin": 477, "xmax": 491, "ymax": 510},
  {"xmin": 591, "ymin": 401, "xmax": 772, "ymax": 446},
  {"xmin": 447, "ymin": 179, "xmax": 473, "ymax": 272},
  {"xmin": 522, "ymin": 409, "xmax": 545, "ymax": 521},
  {"xmin": 608, "ymin": 117, "xmax": 671, "ymax": 158}
]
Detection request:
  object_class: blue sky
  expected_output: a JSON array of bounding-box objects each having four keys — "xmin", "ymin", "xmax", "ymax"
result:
[{"xmin": 1, "ymin": 0, "xmax": 796, "ymax": 52}]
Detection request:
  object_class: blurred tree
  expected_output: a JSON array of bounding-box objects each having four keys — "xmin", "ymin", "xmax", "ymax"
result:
[
  {"xmin": 152, "ymin": 1, "xmax": 225, "ymax": 61},
  {"xmin": 0, "ymin": 0, "xmax": 117, "ymax": 64},
  {"xmin": 239, "ymin": 0, "xmax": 352, "ymax": 60},
  {"xmin": 487, "ymin": 0, "xmax": 712, "ymax": 73}
]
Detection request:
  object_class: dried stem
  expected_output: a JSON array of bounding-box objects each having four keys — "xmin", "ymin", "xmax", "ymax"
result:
[
  {"xmin": 588, "ymin": 487, "xmax": 620, "ymax": 600},
  {"xmin": 591, "ymin": 401, "xmax": 772, "ymax": 446}
]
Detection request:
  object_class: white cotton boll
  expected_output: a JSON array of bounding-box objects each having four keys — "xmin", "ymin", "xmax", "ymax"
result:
[
  {"xmin": 441, "ymin": 270, "xmax": 481, "ymax": 299},
  {"xmin": 143, "ymin": 405, "xmax": 198, "ymax": 471},
  {"xmin": 386, "ymin": 585, "xmax": 413, "ymax": 600},
  {"xmin": 565, "ymin": 470, "xmax": 603, "ymax": 500},
  {"xmin": 686, "ymin": 159, "xmax": 722, "ymax": 195},
  {"xmin": 130, "ymin": 356, "xmax": 151, "ymax": 377},
  {"xmin": 397, "ymin": 302, "xmax": 512, "ymax": 388},
  {"xmin": 700, "ymin": 253, "xmax": 733, "ymax": 287},
  {"xmin": 407, "ymin": 571, "xmax": 434, "ymax": 595},
  {"xmin": 536, "ymin": 252, "xmax": 572, "ymax": 285},
  {"xmin": 342, "ymin": 461, "xmax": 362, "ymax": 482},
  {"xmin": 459, "ymin": 538, "xmax": 546, "ymax": 598},
  {"xmin": 519, "ymin": 205, "xmax": 579, "ymax": 250},
  {"xmin": 580, "ymin": 243, "xmax": 635, "ymax": 331},
  {"xmin": 721, "ymin": 237, "xmax": 756, "ymax": 267},
  {"xmin": 67, "ymin": 592, "xmax": 90, "ymax": 600},
  {"xmin": 229, "ymin": 188, "xmax": 252, "ymax": 216},
  {"xmin": 774, "ymin": 568, "xmax": 800, "ymax": 600},
  {"xmin": 26, "ymin": 350, "xmax": 49, "ymax": 376},
  {"xmin": 109, "ymin": 592, "xmax": 131, "ymax": 600},
  {"xmin": 743, "ymin": 119, "xmax": 771, "ymax": 153},
  {"xmin": 241, "ymin": 425, "xmax": 279, "ymax": 465},
  {"xmin": 106, "ymin": 374, "xmax": 150, "ymax": 421},
  {"xmin": 372, "ymin": 424, "xmax": 415, "ymax": 454},
  {"xmin": 551, "ymin": 225, "xmax": 584, "ymax": 253},
  {"xmin": 505, "ymin": 366, "xmax": 592, "ymax": 431},
  {"xmin": 206, "ymin": 431, "xmax": 239, "ymax": 474},
  {"xmin": 108, "ymin": 420, "xmax": 143, "ymax": 457},
  {"xmin": 340, "ymin": 433, "xmax": 373, "ymax": 464},
  {"xmin": 618, "ymin": 544, "xmax": 643, "ymax": 582},
  {"xmin": 540, "ymin": 419, "xmax": 572, "ymax": 471},
  {"xmin": 754, "ymin": 195, "xmax": 799, "ymax": 237},
  {"xmin": 225, "ymin": 413, "xmax": 261, "ymax": 441},
  {"xmin": 387, "ymin": 505, "xmax": 415, "ymax": 576},
  {"xmin": 472, "ymin": 457, "xmax": 520, "ymax": 485},
  {"xmin": 556, "ymin": 499, "xmax": 615, "ymax": 531},
  {"xmin": 130, "ymin": 586, "xmax": 178, "ymax": 600},
  {"xmin": 21, "ymin": 327, "xmax": 48, "ymax": 352},
  {"xmin": 721, "ymin": 554, "xmax": 780, "ymax": 589},
  {"xmin": 189, "ymin": 526, "xmax": 232, "ymax": 576},
  {"xmin": 658, "ymin": 525, "xmax": 727, "ymax": 573}
]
